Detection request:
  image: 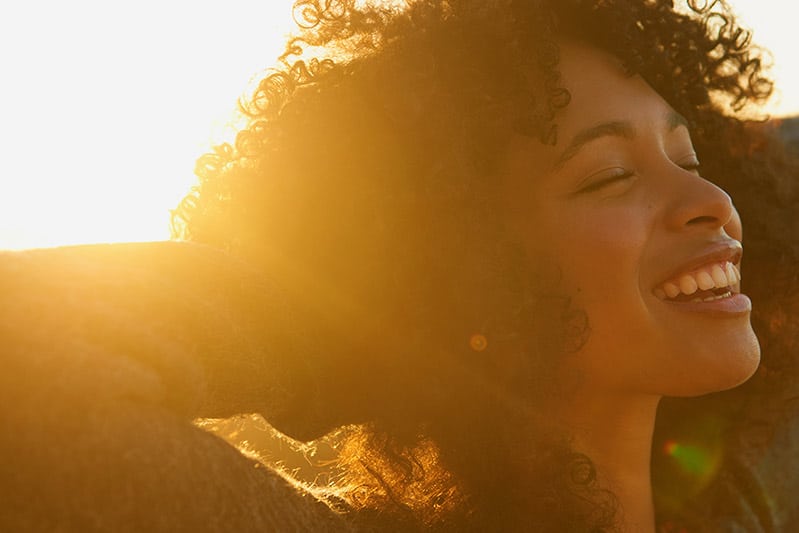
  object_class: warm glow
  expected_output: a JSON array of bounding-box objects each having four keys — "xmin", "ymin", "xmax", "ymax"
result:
[
  {"xmin": 0, "ymin": 0, "xmax": 795, "ymax": 250},
  {"xmin": 0, "ymin": 1, "xmax": 296, "ymax": 250},
  {"xmin": 725, "ymin": 0, "xmax": 799, "ymax": 117}
]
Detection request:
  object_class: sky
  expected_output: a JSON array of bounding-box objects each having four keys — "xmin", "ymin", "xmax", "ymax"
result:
[
  {"xmin": 725, "ymin": 0, "xmax": 799, "ymax": 117},
  {"xmin": 0, "ymin": 0, "xmax": 796, "ymax": 250}
]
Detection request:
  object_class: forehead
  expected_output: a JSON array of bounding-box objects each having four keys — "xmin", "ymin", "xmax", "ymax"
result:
[
  {"xmin": 554, "ymin": 41, "xmax": 676, "ymax": 145},
  {"xmin": 499, "ymin": 42, "xmax": 690, "ymax": 210},
  {"xmin": 503, "ymin": 42, "xmax": 682, "ymax": 174}
]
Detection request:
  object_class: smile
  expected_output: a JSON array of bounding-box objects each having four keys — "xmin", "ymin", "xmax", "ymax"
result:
[{"xmin": 653, "ymin": 261, "xmax": 740, "ymax": 303}]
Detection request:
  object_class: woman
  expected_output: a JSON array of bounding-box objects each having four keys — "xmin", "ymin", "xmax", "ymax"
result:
[
  {"xmin": 3, "ymin": 0, "xmax": 795, "ymax": 531},
  {"xmin": 168, "ymin": 0, "xmax": 799, "ymax": 530}
]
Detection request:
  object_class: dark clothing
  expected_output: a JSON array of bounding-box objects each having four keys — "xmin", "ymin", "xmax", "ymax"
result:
[{"xmin": 0, "ymin": 242, "xmax": 353, "ymax": 532}]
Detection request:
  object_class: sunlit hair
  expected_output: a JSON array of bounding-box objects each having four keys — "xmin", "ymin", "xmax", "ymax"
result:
[{"xmin": 172, "ymin": 0, "xmax": 799, "ymax": 529}]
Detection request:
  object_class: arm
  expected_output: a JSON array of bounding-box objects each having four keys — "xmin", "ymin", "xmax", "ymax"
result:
[{"xmin": 0, "ymin": 242, "xmax": 352, "ymax": 531}]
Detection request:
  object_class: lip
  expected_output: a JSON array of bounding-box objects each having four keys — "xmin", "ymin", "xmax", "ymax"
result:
[
  {"xmin": 655, "ymin": 240, "xmax": 743, "ymax": 288},
  {"xmin": 658, "ymin": 292, "xmax": 752, "ymax": 316}
]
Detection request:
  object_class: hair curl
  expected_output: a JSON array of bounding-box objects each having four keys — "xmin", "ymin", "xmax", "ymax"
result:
[{"xmin": 172, "ymin": 0, "xmax": 798, "ymax": 530}]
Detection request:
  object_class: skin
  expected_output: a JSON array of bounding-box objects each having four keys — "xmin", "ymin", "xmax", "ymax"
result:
[{"xmin": 499, "ymin": 42, "xmax": 761, "ymax": 531}]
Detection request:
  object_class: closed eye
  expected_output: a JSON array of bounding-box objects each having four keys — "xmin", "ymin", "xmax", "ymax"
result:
[{"xmin": 577, "ymin": 168, "xmax": 636, "ymax": 194}]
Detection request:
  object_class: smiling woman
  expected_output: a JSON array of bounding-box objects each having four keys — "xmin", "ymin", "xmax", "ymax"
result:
[
  {"xmin": 501, "ymin": 42, "xmax": 761, "ymax": 404},
  {"xmin": 163, "ymin": 0, "xmax": 798, "ymax": 529},
  {"xmin": 2, "ymin": 0, "xmax": 799, "ymax": 532}
]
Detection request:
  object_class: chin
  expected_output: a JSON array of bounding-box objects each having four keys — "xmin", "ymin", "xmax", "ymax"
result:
[{"xmin": 669, "ymin": 330, "xmax": 761, "ymax": 397}]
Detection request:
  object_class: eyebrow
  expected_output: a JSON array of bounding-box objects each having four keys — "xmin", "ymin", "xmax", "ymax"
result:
[{"xmin": 553, "ymin": 110, "xmax": 690, "ymax": 170}]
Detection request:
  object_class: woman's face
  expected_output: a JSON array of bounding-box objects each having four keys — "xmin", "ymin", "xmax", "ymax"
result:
[{"xmin": 500, "ymin": 42, "xmax": 760, "ymax": 397}]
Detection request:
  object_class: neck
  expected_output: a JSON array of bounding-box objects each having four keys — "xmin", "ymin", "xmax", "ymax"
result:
[{"xmin": 550, "ymin": 387, "xmax": 661, "ymax": 533}]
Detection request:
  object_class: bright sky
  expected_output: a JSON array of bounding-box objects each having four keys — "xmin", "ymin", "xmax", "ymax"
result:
[
  {"xmin": 726, "ymin": 0, "xmax": 799, "ymax": 118},
  {"xmin": 0, "ymin": 0, "xmax": 796, "ymax": 250}
]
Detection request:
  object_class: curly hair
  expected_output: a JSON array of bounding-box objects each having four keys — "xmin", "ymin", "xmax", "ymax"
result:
[{"xmin": 172, "ymin": 0, "xmax": 799, "ymax": 530}]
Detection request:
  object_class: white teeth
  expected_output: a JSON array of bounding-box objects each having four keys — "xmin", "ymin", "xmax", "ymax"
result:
[
  {"xmin": 663, "ymin": 282, "xmax": 680, "ymax": 298},
  {"xmin": 654, "ymin": 261, "xmax": 741, "ymax": 301},
  {"xmin": 711, "ymin": 265, "xmax": 728, "ymax": 287},
  {"xmin": 679, "ymin": 275, "xmax": 698, "ymax": 295},
  {"xmin": 690, "ymin": 291, "xmax": 732, "ymax": 303},
  {"xmin": 696, "ymin": 271, "xmax": 715, "ymax": 290}
]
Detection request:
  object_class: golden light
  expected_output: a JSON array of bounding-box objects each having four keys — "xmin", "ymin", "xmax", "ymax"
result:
[
  {"xmin": 0, "ymin": 1, "xmax": 795, "ymax": 250},
  {"xmin": 0, "ymin": 1, "xmax": 296, "ymax": 250},
  {"xmin": 727, "ymin": 0, "xmax": 799, "ymax": 117}
]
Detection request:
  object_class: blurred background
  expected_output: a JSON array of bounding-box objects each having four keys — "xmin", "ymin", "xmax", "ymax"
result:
[{"xmin": 1, "ymin": 0, "xmax": 797, "ymax": 251}]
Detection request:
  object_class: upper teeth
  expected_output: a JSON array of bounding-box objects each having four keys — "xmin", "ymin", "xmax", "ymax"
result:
[{"xmin": 654, "ymin": 261, "xmax": 739, "ymax": 300}]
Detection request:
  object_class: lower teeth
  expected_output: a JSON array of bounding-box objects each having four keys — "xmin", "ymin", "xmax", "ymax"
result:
[{"xmin": 690, "ymin": 291, "xmax": 732, "ymax": 303}]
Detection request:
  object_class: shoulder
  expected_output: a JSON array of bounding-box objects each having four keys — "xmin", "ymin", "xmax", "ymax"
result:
[
  {"xmin": 0, "ymin": 396, "xmax": 355, "ymax": 531},
  {"xmin": 0, "ymin": 242, "xmax": 356, "ymax": 531}
]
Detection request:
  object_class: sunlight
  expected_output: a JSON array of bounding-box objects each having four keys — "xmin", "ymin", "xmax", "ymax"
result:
[
  {"xmin": 0, "ymin": 0, "xmax": 296, "ymax": 250},
  {"xmin": 0, "ymin": 0, "xmax": 795, "ymax": 250},
  {"xmin": 726, "ymin": 0, "xmax": 799, "ymax": 117}
]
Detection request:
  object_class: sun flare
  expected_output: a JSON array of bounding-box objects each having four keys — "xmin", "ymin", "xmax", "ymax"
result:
[{"xmin": 0, "ymin": 0, "xmax": 795, "ymax": 250}]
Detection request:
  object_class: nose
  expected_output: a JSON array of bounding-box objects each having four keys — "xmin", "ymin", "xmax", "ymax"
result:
[
  {"xmin": 724, "ymin": 203, "xmax": 744, "ymax": 241},
  {"xmin": 664, "ymin": 171, "xmax": 735, "ymax": 233}
]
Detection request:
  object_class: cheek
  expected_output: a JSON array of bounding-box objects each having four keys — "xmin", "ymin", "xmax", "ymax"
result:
[
  {"xmin": 536, "ymin": 207, "xmax": 658, "ymax": 366},
  {"xmin": 541, "ymin": 206, "xmax": 650, "ymax": 301}
]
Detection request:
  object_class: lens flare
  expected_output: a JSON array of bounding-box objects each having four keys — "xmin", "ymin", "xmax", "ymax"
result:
[
  {"xmin": 469, "ymin": 333, "xmax": 488, "ymax": 352},
  {"xmin": 662, "ymin": 439, "xmax": 719, "ymax": 479}
]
